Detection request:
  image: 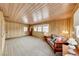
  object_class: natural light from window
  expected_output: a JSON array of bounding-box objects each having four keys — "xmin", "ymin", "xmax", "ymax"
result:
[
  {"xmin": 43, "ymin": 24, "xmax": 49, "ymax": 33},
  {"xmin": 33, "ymin": 24, "xmax": 49, "ymax": 33},
  {"xmin": 75, "ymin": 26, "xmax": 79, "ymax": 38},
  {"xmin": 34, "ymin": 26, "xmax": 38, "ymax": 31},
  {"xmin": 38, "ymin": 25, "xmax": 42, "ymax": 32},
  {"xmin": 24, "ymin": 27, "xmax": 28, "ymax": 32}
]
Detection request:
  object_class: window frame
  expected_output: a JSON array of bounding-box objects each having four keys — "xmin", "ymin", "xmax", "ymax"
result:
[
  {"xmin": 37, "ymin": 25, "xmax": 42, "ymax": 32},
  {"xmin": 42, "ymin": 24, "xmax": 49, "ymax": 33}
]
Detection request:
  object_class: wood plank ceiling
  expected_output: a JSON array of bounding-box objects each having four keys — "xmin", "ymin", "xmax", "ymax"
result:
[{"xmin": 0, "ymin": 3, "xmax": 77, "ymax": 24}]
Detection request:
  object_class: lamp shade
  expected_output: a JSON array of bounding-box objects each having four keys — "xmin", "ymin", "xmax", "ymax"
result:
[{"xmin": 67, "ymin": 38, "xmax": 78, "ymax": 45}]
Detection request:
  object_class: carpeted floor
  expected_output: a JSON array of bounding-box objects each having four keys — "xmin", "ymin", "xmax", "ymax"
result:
[{"xmin": 3, "ymin": 36, "xmax": 55, "ymax": 56}]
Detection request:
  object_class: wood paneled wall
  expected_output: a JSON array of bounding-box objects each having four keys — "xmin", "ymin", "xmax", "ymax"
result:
[
  {"xmin": 5, "ymin": 21, "xmax": 29, "ymax": 39},
  {"xmin": 32, "ymin": 17, "xmax": 73, "ymax": 39},
  {"xmin": 49, "ymin": 18, "xmax": 73, "ymax": 38},
  {"xmin": 0, "ymin": 11, "xmax": 5, "ymax": 55}
]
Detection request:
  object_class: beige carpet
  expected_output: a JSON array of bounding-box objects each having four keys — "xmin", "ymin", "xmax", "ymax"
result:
[{"xmin": 3, "ymin": 36, "xmax": 55, "ymax": 56}]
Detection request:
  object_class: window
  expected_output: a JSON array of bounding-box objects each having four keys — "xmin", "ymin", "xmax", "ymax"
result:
[
  {"xmin": 24, "ymin": 27, "xmax": 28, "ymax": 32},
  {"xmin": 43, "ymin": 24, "xmax": 49, "ymax": 33},
  {"xmin": 75, "ymin": 26, "xmax": 79, "ymax": 38},
  {"xmin": 37, "ymin": 25, "xmax": 42, "ymax": 32},
  {"xmin": 34, "ymin": 26, "xmax": 38, "ymax": 31},
  {"xmin": 33, "ymin": 24, "xmax": 49, "ymax": 33}
]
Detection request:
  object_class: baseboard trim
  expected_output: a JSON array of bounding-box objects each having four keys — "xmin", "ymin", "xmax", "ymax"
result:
[{"xmin": 6, "ymin": 35, "xmax": 29, "ymax": 40}]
